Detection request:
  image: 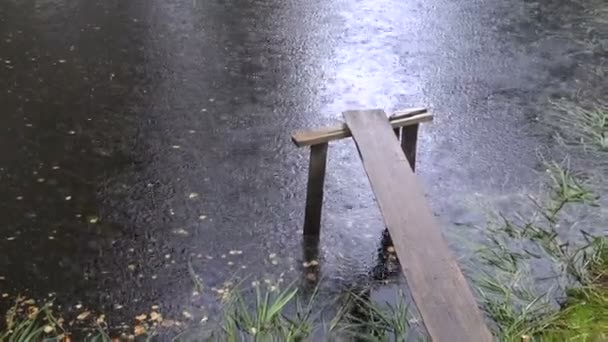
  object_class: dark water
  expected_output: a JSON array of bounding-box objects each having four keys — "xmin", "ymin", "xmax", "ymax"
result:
[{"xmin": 1, "ymin": 0, "xmax": 606, "ymax": 334}]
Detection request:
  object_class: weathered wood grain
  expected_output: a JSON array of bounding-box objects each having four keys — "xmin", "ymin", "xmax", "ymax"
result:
[
  {"xmin": 292, "ymin": 109, "xmax": 431, "ymax": 147},
  {"xmin": 343, "ymin": 109, "xmax": 492, "ymax": 342}
]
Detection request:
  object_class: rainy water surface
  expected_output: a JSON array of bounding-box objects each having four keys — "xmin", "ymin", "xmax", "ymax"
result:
[{"xmin": 1, "ymin": 0, "xmax": 606, "ymax": 335}]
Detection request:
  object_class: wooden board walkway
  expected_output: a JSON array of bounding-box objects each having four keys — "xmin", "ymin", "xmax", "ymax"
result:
[{"xmin": 343, "ymin": 109, "xmax": 492, "ymax": 342}]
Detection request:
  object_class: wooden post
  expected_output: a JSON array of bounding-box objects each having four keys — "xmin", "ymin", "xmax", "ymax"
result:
[
  {"xmin": 400, "ymin": 124, "xmax": 418, "ymax": 171},
  {"xmin": 303, "ymin": 143, "xmax": 328, "ymax": 236},
  {"xmin": 393, "ymin": 127, "xmax": 401, "ymax": 138},
  {"xmin": 302, "ymin": 235, "xmax": 321, "ymax": 286}
]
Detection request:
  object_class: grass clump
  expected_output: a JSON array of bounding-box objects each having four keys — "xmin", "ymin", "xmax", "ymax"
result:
[
  {"xmin": 330, "ymin": 290, "xmax": 412, "ymax": 341},
  {"xmin": 475, "ymin": 161, "xmax": 608, "ymax": 341},
  {"xmin": 220, "ymin": 283, "xmax": 312, "ymax": 341},
  {"xmin": 551, "ymin": 101, "xmax": 608, "ymax": 152},
  {"xmin": 1, "ymin": 297, "xmax": 65, "ymax": 341}
]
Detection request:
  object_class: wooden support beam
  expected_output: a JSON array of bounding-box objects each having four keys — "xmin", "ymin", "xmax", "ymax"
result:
[
  {"xmin": 292, "ymin": 108, "xmax": 431, "ymax": 147},
  {"xmin": 343, "ymin": 109, "xmax": 492, "ymax": 342},
  {"xmin": 303, "ymin": 143, "xmax": 328, "ymax": 237},
  {"xmin": 401, "ymin": 124, "xmax": 419, "ymax": 171}
]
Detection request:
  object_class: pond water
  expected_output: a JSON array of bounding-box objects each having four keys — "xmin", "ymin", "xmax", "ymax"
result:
[{"xmin": 0, "ymin": 0, "xmax": 606, "ymax": 335}]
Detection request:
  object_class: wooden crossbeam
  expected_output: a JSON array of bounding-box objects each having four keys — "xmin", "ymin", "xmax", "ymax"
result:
[
  {"xmin": 291, "ymin": 108, "xmax": 431, "ymax": 147},
  {"xmin": 343, "ymin": 109, "xmax": 492, "ymax": 342}
]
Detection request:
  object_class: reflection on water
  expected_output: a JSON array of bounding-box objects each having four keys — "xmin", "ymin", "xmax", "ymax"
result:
[{"xmin": 0, "ymin": 0, "xmax": 606, "ymax": 332}]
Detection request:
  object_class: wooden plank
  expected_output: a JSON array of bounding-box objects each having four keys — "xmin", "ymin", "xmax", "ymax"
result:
[
  {"xmin": 343, "ymin": 110, "xmax": 492, "ymax": 342},
  {"xmin": 303, "ymin": 143, "xmax": 328, "ymax": 236},
  {"xmin": 292, "ymin": 109, "xmax": 431, "ymax": 147}
]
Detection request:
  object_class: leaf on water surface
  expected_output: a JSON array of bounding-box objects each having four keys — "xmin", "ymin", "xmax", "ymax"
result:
[
  {"xmin": 161, "ymin": 319, "xmax": 176, "ymax": 327},
  {"xmin": 134, "ymin": 325, "xmax": 146, "ymax": 336},
  {"xmin": 172, "ymin": 228, "xmax": 189, "ymax": 236},
  {"xmin": 135, "ymin": 314, "xmax": 147, "ymax": 321},
  {"xmin": 76, "ymin": 311, "xmax": 91, "ymax": 320},
  {"xmin": 149, "ymin": 311, "xmax": 162, "ymax": 322}
]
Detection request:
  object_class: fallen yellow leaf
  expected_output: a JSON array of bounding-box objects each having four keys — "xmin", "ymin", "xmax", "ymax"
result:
[
  {"xmin": 149, "ymin": 311, "xmax": 162, "ymax": 322},
  {"xmin": 134, "ymin": 325, "xmax": 146, "ymax": 336},
  {"xmin": 76, "ymin": 311, "xmax": 90, "ymax": 320},
  {"xmin": 161, "ymin": 319, "xmax": 176, "ymax": 327},
  {"xmin": 135, "ymin": 314, "xmax": 147, "ymax": 321}
]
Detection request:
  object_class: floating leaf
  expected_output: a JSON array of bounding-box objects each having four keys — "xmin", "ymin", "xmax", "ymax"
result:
[
  {"xmin": 149, "ymin": 311, "xmax": 162, "ymax": 322},
  {"xmin": 76, "ymin": 311, "xmax": 91, "ymax": 320},
  {"xmin": 172, "ymin": 228, "xmax": 189, "ymax": 236},
  {"xmin": 161, "ymin": 319, "xmax": 176, "ymax": 327},
  {"xmin": 134, "ymin": 325, "xmax": 146, "ymax": 336}
]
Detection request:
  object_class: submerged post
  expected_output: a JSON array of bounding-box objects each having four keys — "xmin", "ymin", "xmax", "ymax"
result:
[
  {"xmin": 400, "ymin": 124, "xmax": 418, "ymax": 171},
  {"xmin": 303, "ymin": 142, "xmax": 328, "ymax": 236}
]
